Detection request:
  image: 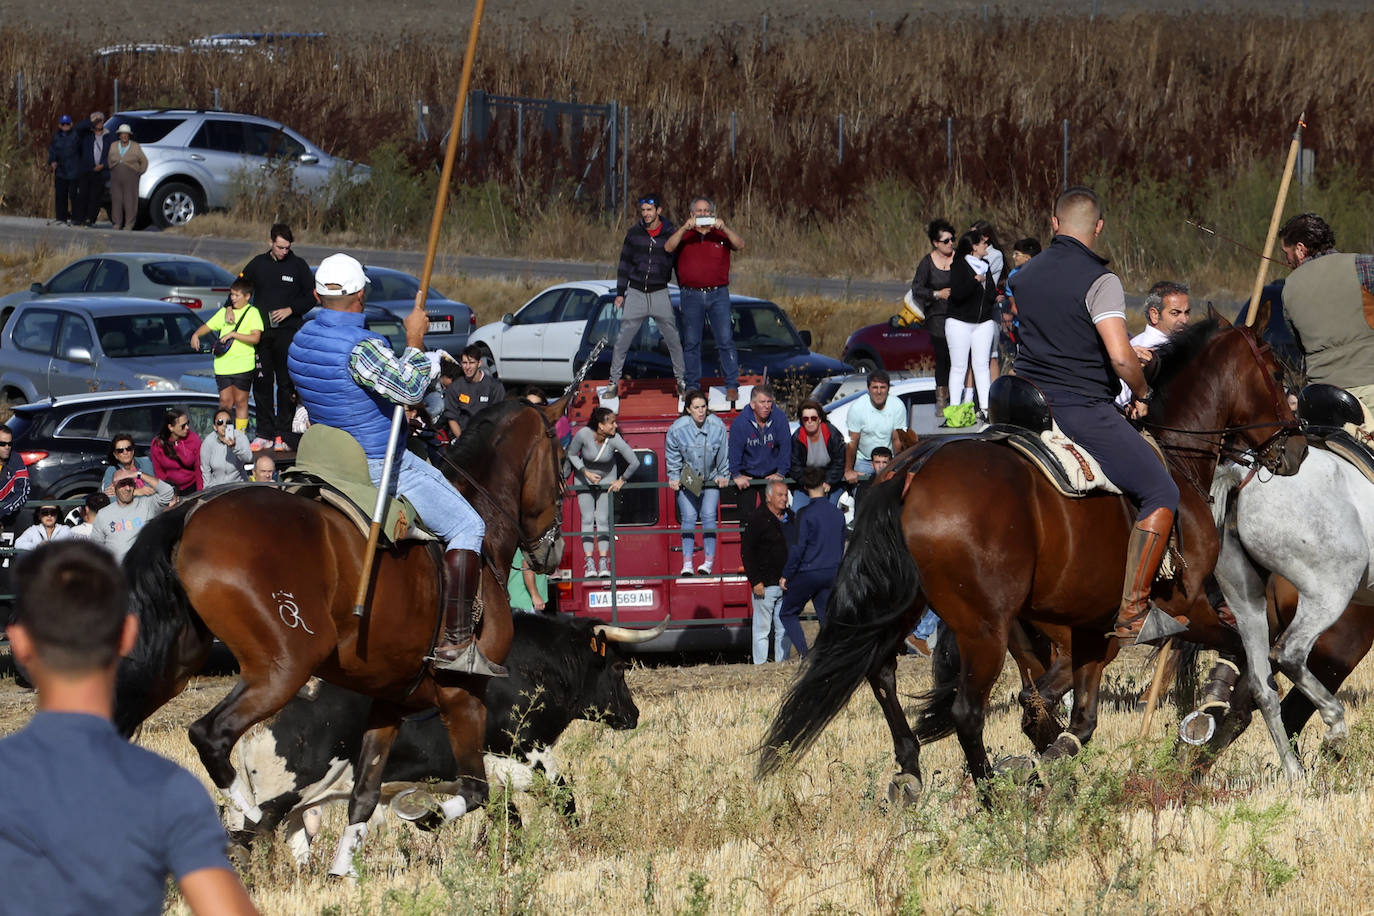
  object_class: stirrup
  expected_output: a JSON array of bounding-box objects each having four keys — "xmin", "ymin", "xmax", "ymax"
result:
[{"xmin": 428, "ymin": 637, "xmax": 508, "ymax": 677}]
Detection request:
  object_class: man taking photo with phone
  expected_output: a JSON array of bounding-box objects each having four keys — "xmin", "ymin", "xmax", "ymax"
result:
[{"xmin": 666, "ymin": 196, "xmax": 746, "ymax": 403}]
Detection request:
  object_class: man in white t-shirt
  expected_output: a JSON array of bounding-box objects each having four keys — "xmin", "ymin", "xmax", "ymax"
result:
[
  {"xmin": 1115, "ymin": 281, "xmax": 1191, "ymax": 407},
  {"xmin": 843, "ymin": 370, "xmax": 909, "ymax": 483}
]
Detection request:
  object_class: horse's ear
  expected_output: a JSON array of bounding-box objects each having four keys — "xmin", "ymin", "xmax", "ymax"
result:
[
  {"xmin": 1208, "ymin": 302, "xmax": 1231, "ymax": 328},
  {"xmin": 1249, "ymin": 293, "xmax": 1273, "ymax": 334},
  {"xmin": 546, "ymin": 394, "xmax": 573, "ymax": 422}
]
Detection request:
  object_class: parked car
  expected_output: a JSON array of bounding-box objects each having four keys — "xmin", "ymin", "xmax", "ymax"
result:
[
  {"xmin": 840, "ymin": 318, "xmax": 936, "ymax": 375},
  {"xmin": 467, "ymin": 281, "xmax": 609, "ymax": 385},
  {"xmin": 0, "ymin": 299, "xmax": 212, "ymax": 407},
  {"xmin": 0, "ymin": 253, "xmax": 234, "ymax": 311},
  {"xmin": 309, "ymin": 265, "xmax": 475, "ymax": 354},
  {"xmin": 6, "ymin": 390, "xmax": 256, "ymax": 499},
  {"xmin": 573, "ymin": 290, "xmax": 849, "ymax": 392},
  {"xmin": 105, "ymin": 110, "xmax": 369, "ymax": 228}
]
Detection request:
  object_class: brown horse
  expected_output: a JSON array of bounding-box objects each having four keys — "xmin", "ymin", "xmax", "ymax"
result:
[
  {"xmin": 113, "ymin": 398, "xmax": 567, "ymax": 873},
  {"xmin": 759, "ymin": 311, "xmax": 1306, "ymax": 798}
]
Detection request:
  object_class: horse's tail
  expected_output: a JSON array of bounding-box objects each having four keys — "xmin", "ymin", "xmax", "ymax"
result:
[
  {"xmin": 757, "ymin": 474, "xmax": 921, "ymax": 776},
  {"xmin": 913, "ymin": 619, "xmax": 962, "ymax": 742},
  {"xmin": 114, "ymin": 501, "xmax": 198, "ymax": 738}
]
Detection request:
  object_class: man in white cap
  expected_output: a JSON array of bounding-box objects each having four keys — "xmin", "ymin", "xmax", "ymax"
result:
[{"xmin": 287, "ymin": 254, "xmax": 504, "ymax": 677}]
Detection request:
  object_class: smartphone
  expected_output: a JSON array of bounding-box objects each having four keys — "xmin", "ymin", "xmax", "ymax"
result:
[{"xmin": 695, "ymin": 216, "xmax": 715, "ymax": 228}]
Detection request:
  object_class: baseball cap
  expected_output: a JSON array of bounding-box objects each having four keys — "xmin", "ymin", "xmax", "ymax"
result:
[
  {"xmin": 58, "ymin": 114, "xmax": 72, "ymax": 125},
  {"xmin": 113, "ymin": 467, "xmax": 140, "ymax": 486},
  {"xmin": 315, "ymin": 253, "xmax": 368, "ymax": 296}
]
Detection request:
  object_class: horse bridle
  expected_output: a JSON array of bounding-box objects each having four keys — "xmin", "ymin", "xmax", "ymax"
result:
[
  {"xmin": 436, "ymin": 402, "xmax": 566, "ymax": 565},
  {"xmin": 1145, "ymin": 326, "xmax": 1301, "ymax": 485}
]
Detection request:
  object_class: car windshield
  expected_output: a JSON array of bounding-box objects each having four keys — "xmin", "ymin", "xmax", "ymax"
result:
[
  {"xmin": 95, "ymin": 314, "xmax": 201, "ymax": 357},
  {"xmin": 143, "ymin": 261, "xmax": 234, "ymax": 287},
  {"xmin": 363, "ymin": 271, "xmax": 441, "ymax": 303}
]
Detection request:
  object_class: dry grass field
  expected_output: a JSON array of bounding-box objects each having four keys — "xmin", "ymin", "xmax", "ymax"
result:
[{"xmin": 3, "ymin": 639, "xmax": 1373, "ymax": 915}]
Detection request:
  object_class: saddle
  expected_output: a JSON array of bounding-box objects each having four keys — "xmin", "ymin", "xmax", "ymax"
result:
[
  {"xmin": 1297, "ymin": 383, "xmax": 1374, "ymax": 487},
  {"xmin": 984, "ymin": 376, "xmax": 1165, "ymax": 498},
  {"xmin": 280, "ymin": 425, "xmax": 438, "ymax": 548}
]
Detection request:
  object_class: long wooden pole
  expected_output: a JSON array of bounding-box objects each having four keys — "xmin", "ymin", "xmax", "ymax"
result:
[
  {"xmin": 353, "ymin": 0, "xmax": 487, "ymax": 618},
  {"xmin": 1137, "ymin": 639, "xmax": 1173, "ymax": 738},
  {"xmin": 1245, "ymin": 113, "xmax": 1305, "ymax": 327},
  {"xmin": 417, "ymin": 0, "xmax": 487, "ymax": 310}
]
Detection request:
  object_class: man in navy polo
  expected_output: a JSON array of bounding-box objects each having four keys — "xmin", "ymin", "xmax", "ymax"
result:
[
  {"xmin": 1012, "ymin": 187, "xmax": 1179, "ymax": 641},
  {"xmin": 665, "ymin": 195, "xmax": 746, "ymax": 403}
]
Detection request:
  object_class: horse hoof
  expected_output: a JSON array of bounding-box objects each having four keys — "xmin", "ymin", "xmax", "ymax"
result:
[
  {"xmin": 1322, "ymin": 734, "xmax": 1348, "ymax": 762},
  {"xmin": 391, "ymin": 787, "xmax": 442, "ymax": 823},
  {"xmin": 886, "ymin": 773, "xmax": 922, "ymax": 807},
  {"xmin": 1178, "ymin": 711, "xmax": 1217, "ymax": 746},
  {"xmin": 994, "ymin": 755, "xmax": 1039, "ymax": 780},
  {"xmin": 1040, "ymin": 733, "xmax": 1082, "ymax": 762}
]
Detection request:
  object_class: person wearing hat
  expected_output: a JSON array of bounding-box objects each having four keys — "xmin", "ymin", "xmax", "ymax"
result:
[
  {"xmin": 90, "ymin": 466, "xmax": 174, "ymax": 562},
  {"xmin": 287, "ymin": 253, "xmax": 505, "ymax": 677},
  {"xmin": 73, "ymin": 110, "xmax": 110, "ymax": 227},
  {"xmin": 46, "ymin": 114, "xmax": 82, "ymax": 225},
  {"xmin": 14, "ymin": 505, "xmax": 73, "ymax": 551},
  {"xmin": 104, "ymin": 122, "xmax": 148, "ymax": 230}
]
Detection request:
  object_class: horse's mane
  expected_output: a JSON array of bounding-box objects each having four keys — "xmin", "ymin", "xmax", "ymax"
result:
[
  {"xmin": 444, "ymin": 398, "xmax": 531, "ymax": 469},
  {"xmin": 1144, "ymin": 316, "xmax": 1224, "ymax": 406}
]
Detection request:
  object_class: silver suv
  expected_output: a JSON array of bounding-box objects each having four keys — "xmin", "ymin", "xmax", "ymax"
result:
[{"xmin": 107, "ymin": 110, "xmax": 369, "ymax": 228}]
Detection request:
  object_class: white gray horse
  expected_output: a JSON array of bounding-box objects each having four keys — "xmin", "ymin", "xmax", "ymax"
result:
[{"xmin": 1208, "ymin": 450, "xmax": 1374, "ymax": 777}]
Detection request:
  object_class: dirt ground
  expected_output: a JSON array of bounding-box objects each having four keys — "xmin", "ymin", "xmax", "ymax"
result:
[{"xmin": 6, "ymin": 0, "xmax": 1365, "ymax": 44}]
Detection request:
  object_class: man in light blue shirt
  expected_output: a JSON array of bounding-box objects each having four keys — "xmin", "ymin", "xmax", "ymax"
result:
[{"xmin": 843, "ymin": 370, "xmax": 908, "ymax": 483}]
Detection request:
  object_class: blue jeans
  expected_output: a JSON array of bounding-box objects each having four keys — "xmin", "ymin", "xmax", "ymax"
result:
[
  {"xmin": 676, "ymin": 487, "xmax": 720, "ymax": 563},
  {"xmin": 369, "ymin": 450, "xmax": 484, "ymax": 552},
  {"xmin": 791, "ymin": 486, "xmax": 842, "ymax": 513},
  {"xmin": 779, "ymin": 567, "xmax": 836, "ymax": 658},
  {"xmin": 913, "ymin": 609, "xmax": 940, "ymax": 640},
  {"xmin": 752, "ymin": 585, "xmax": 788, "ymax": 664},
  {"xmin": 680, "ymin": 286, "xmax": 738, "ymax": 390},
  {"xmin": 854, "ymin": 456, "xmax": 874, "ymax": 476}
]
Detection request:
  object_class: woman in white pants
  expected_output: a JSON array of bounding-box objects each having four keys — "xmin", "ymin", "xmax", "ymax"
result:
[{"xmin": 945, "ymin": 229, "xmax": 998, "ymax": 418}]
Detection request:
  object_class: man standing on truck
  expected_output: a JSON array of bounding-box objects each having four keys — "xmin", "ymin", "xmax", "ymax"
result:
[
  {"xmin": 603, "ymin": 194, "xmax": 687, "ymax": 398},
  {"xmin": 665, "ymin": 195, "xmax": 746, "ymax": 403},
  {"xmin": 235, "ymin": 223, "xmax": 315, "ymax": 452}
]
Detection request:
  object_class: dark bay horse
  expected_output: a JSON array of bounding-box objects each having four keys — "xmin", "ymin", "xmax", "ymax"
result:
[
  {"xmin": 759, "ymin": 311, "xmax": 1306, "ymax": 798},
  {"xmin": 113, "ymin": 399, "xmax": 567, "ymax": 874}
]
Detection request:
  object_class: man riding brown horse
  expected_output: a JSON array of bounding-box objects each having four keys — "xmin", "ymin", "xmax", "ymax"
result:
[
  {"xmin": 286, "ymin": 253, "xmax": 504, "ymax": 677},
  {"xmin": 1012, "ymin": 186, "xmax": 1178, "ymax": 641}
]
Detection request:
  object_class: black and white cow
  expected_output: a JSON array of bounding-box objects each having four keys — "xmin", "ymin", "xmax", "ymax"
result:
[{"xmin": 226, "ymin": 613, "xmax": 661, "ymax": 861}]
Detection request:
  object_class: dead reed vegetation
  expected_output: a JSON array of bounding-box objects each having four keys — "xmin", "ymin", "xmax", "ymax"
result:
[{"xmin": 3, "ymin": 14, "xmax": 1373, "ymax": 291}]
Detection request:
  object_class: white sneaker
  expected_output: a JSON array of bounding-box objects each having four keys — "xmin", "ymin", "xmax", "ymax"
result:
[
  {"xmin": 597, "ymin": 383, "xmax": 619, "ymax": 400},
  {"xmin": 696, "ymin": 560, "xmax": 713, "ymax": 575},
  {"xmin": 679, "ymin": 561, "xmax": 694, "ymax": 577},
  {"xmin": 249, "ymin": 437, "xmax": 271, "ymax": 451}
]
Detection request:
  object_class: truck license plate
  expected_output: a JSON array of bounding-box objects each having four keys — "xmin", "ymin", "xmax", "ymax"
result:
[{"xmin": 587, "ymin": 589, "xmax": 654, "ymax": 608}]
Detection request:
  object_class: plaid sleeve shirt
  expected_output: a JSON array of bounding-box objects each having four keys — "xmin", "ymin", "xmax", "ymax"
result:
[{"xmin": 347, "ymin": 338, "xmax": 438, "ymax": 406}]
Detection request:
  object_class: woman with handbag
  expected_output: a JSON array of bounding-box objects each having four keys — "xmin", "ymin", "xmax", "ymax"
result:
[
  {"xmin": 567, "ymin": 407, "xmax": 640, "ymax": 579},
  {"xmin": 106, "ymin": 123, "xmax": 148, "ymax": 230},
  {"xmin": 151, "ymin": 408, "xmax": 203, "ymax": 496},
  {"xmin": 910, "ymin": 219, "xmax": 957, "ymax": 414},
  {"xmin": 665, "ymin": 389, "xmax": 731, "ymax": 577},
  {"xmin": 191, "ymin": 278, "xmax": 263, "ymax": 438}
]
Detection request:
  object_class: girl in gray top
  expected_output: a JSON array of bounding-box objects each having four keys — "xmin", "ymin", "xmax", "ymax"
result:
[
  {"xmin": 566, "ymin": 407, "xmax": 640, "ymax": 579},
  {"xmin": 199, "ymin": 409, "xmax": 252, "ymax": 487}
]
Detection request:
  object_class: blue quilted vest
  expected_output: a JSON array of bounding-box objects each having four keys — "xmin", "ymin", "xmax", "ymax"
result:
[{"xmin": 287, "ymin": 310, "xmax": 400, "ymax": 459}]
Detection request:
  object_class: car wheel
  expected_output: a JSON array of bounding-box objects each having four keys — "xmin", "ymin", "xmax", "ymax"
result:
[
  {"xmin": 150, "ymin": 182, "xmax": 204, "ymax": 228},
  {"xmin": 475, "ymin": 344, "xmax": 497, "ymax": 377},
  {"xmin": 850, "ymin": 355, "xmax": 881, "ymax": 374}
]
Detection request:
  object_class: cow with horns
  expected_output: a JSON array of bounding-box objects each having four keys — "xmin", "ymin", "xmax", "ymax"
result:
[{"xmin": 224, "ymin": 613, "xmax": 662, "ymax": 861}]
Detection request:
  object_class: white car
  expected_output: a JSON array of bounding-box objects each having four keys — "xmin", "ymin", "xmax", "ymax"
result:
[{"xmin": 468, "ymin": 280, "xmax": 633, "ymax": 385}]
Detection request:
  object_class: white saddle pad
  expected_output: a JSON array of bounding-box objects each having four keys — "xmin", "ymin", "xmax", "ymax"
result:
[{"xmin": 1040, "ymin": 421, "xmax": 1122, "ymax": 495}]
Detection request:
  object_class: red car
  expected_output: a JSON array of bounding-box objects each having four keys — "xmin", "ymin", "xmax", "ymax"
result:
[
  {"xmin": 840, "ymin": 318, "xmax": 936, "ymax": 374},
  {"xmin": 551, "ymin": 379, "xmax": 761, "ymax": 653}
]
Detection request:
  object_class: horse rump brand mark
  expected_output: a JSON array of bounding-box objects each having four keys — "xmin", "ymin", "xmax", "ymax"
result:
[{"xmin": 273, "ymin": 590, "xmax": 314, "ymax": 635}]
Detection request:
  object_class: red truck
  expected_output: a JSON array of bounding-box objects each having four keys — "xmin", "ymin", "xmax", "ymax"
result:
[{"xmin": 550, "ymin": 378, "xmax": 763, "ymax": 652}]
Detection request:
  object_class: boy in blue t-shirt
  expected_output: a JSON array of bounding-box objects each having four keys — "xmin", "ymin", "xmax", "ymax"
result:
[{"xmin": 0, "ymin": 541, "xmax": 258, "ymax": 916}]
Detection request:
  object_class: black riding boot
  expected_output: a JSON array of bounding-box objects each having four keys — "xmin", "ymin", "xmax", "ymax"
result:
[{"xmin": 431, "ymin": 549, "xmax": 507, "ymax": 677}]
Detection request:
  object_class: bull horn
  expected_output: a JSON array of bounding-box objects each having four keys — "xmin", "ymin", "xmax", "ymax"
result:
[{"xmin": 593, "ymin": 617, "xmax": 669, "ymax": 644}]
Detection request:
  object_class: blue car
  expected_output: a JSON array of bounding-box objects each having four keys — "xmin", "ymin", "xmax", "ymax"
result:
[{"xmin": 572, "ymin": 293, "xmax": 849, "ymax": 391}]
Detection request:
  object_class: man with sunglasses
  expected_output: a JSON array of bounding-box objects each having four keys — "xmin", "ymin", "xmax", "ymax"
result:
[
  {"xmin": 604, "ymin": 194, "xmax": 687, "ymax": 398},
  {"xmin": 90, "ymin": 467, "xmax": 174, "ymax": 562}
]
